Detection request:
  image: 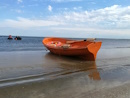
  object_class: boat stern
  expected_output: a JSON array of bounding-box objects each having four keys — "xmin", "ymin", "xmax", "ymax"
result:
[{"xmin": 80, "ymin": 42, "xmax": 102, "ymax": 61}]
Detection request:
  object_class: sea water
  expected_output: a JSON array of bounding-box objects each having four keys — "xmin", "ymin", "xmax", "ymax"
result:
[
  {"xmin": 1, "ymin": 36, "xmax": 130, "ymax": 52},
  {"xmin": 0, "ymin": 36, "xmax": 44, "ymax": 52},
  {"xmin": 0, "ymin": 36, "xmax": 130, "ymax": 98}
]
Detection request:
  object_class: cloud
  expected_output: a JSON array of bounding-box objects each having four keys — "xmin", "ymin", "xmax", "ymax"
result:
[
  {"xmin": 17, "ymin": 0, "xmax": 23, "ymax": 4},
  {"xmin": 73, "ymin": 6, "xmax": 82, "ymax": 10},
  {"xmin": 48, "ymin": 5, "xmax": 52, "ymax": 12},
  {"xmin": 49, "ymin": 5, "xmax": 130, "ymax": 29},
  {"xmin": 10, "ymin": 9, "xmax": 23, "ymax": 13},
  {"xmin": 0, "ymin": 17, "xmax": 65, "ymax": 28},
  {"xmin": 2, "ymin": 5, "xmax": 130, "ymax": 30},
  {"xmin": 15, "ymin": 9, "xmax": 23, "ymax": 13}
]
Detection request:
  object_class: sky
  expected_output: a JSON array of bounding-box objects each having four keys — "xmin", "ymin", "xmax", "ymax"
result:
[{"xmin": 0, "ymin": 0, "xmax": 130, "ymax": 38}]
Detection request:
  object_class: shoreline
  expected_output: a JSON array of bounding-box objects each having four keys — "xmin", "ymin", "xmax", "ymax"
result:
[
  {"xmin": 0, "ymin": 71, "xmax": 130, "ymax": 98},
  {"xmin": 0, "ymin": 48, "xmax": 130, "ymax": 97}
]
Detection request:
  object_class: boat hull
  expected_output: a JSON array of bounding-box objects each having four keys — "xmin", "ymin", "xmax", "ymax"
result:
[{"xmin": 43, "ymin": 37, "xmax": 102, "ymax": 61}]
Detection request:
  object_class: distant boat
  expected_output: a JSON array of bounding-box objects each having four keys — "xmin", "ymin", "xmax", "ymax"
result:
[
  {"xmin": 8, "ymin": 35, "xmax": 13, "ymax": 40},
  {"xmin": 42, "ymin": 37, "xmax": 102, "ymax": 61},
  {"xmin": 14, "ymin": 36, "xmax": 22, "ymax": 40}
]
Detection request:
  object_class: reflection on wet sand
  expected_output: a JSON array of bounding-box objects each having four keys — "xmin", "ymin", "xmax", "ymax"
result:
[
  {"xmin": 44, "ymin": 53, "xmax": 101, "ymax": 80},
  {"xmin": 2, "ymin": 51, "xmax": 130, "ymax": 98},
  {"xmin": 0, "ymin": 52, "xmax": 102, "ymax": 98}
]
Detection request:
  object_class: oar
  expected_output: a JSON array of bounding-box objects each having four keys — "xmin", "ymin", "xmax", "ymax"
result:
[{"xmin": 66, "ymin": 38, "xmax": 95, "ymax": 44}]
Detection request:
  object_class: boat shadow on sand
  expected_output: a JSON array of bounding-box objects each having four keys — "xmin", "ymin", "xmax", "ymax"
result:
[{"xmin": 44, "ymin": 53, "xmax": 101, "ymax": 80}]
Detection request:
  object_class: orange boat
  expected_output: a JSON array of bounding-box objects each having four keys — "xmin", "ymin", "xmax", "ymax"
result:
[{"xmin": 42, "ymin": 37, "xmax": 102, "ymax": 61}]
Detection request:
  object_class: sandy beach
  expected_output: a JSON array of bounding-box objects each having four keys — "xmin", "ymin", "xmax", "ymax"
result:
[
  {"xmin": 0, "ymin": 71, "xmax": 130, "ymax": 98},
  {"xmin": 0, "ymin": 46, "xmax": 130, "ymax": 98}
]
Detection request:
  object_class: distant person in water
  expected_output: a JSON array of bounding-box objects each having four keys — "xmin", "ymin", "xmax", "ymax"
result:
[
  {"xmin": 8, "ymin": 35, "xmax": 13, "ymax": 40},
  {"xmin": 14, "ymin": 36, "xmax": 22, "ymax": 40}
]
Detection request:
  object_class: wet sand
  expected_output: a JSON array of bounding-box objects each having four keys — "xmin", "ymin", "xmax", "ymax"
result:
[
  {"xmin": 0, "ymin": 48, "xmax": 130, "ymax": 98},
  {"xmin": 0, "ymin": 72, "xmax": 130, "ymax": 98}
]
